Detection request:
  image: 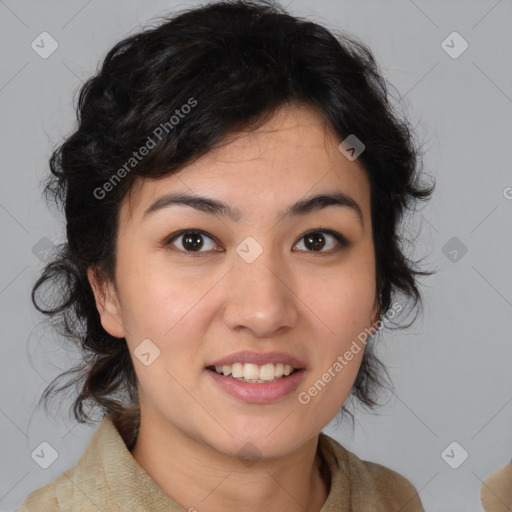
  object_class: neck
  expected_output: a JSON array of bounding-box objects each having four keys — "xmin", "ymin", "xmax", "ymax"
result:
[{"xmin": 130, "ymin": 411, "xmax": 330, "ymax": 512}]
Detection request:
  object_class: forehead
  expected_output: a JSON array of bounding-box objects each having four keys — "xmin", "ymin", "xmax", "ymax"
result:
[{"xmin": 122, "ymin": 104, "xmax": 370, "ymax": 225}]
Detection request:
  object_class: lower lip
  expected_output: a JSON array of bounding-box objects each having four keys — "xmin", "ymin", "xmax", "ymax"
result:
[{"xmin": 205, "ymin": 368, "xmax": 306, "ymax": 403}]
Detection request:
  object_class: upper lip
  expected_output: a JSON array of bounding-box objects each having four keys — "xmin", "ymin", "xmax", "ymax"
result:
[{"xmin": 206, "ymin": 351, "xmax": 306, "ymax": 369}]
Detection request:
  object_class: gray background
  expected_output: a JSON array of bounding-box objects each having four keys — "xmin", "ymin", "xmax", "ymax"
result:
[{"xmin": 1, "ymin": 0, "xmax": 511, "ymax": 510}]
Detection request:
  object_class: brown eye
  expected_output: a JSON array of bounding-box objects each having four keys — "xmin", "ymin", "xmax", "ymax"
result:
[
  {"xmin": 294, "ymin": 230, "xmax": 348, "ymax": 253},
  {"xmin": 182, "ymin": 233, "xmax": 203, "ymax": 251},
  {"xmin": 163, "ymin": 228, "xmax": 349, "ymax": 256},
  {"xmin": 166, "ymin": 230, "xmax": 218, "ymax": 253},
  {"xmin": 304, "ymin": 232, "xmax": 327, "ymax": 251}
]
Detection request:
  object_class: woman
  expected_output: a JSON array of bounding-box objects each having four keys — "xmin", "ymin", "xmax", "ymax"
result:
[{"xmin": 18, "ymin": 1, "xmax": 435, "ymax": 510}]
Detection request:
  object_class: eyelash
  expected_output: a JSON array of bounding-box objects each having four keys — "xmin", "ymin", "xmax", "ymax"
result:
[{"xmin": 162, "ymin": 229, "xmax": 350, "ymax": 257}]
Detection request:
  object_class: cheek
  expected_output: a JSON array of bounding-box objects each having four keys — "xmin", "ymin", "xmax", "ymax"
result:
[
  {"xmin": 306, "ymin": 261, "xmax": 376, "ymax": 339},
  {"xmin": 116, "ymin": 233, "xmax": 376, "ymax": 346},
  {"xmin": 113, "ymin": 245, "xmax": 178, "ymax": 336},
  {"xmin": 301, "ymin": 252, "xmax": 376, "ymax": 405},
  {"xmin": 116, "ymin": 251, "xmax": 217, "ymax": 348}
]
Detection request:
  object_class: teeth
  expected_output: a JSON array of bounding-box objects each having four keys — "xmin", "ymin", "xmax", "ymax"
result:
[
  {"xmin": 212, "ymin": 362, "xmax": 295, "ymax": 381},
  {"xmin": 243, "ymin": 363, "xmax": 259, "ymax": 380},
  {"xmin": 232, "ymin": 362, "xmax": 243, "ymax": 378},
  {"xmin": 259, "ymin": 363, "xmax": 276, "ymax": 380}
]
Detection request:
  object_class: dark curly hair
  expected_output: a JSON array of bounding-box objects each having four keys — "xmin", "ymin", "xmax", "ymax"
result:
[{"xmin": 31, "ymin": 0, "xmax": 436, "ymax": 438}]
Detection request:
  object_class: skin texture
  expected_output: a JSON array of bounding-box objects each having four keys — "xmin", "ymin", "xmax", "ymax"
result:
[{"xmin": 88, "ymin": 103, "xmax": 381, "ymax": 512}]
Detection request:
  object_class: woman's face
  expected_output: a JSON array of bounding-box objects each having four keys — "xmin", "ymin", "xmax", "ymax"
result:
[{"xmin": 90, "ymin": 103, "xmax": 379, "ymax": 458}]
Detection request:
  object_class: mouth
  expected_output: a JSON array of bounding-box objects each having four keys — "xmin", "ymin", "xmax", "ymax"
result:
[
  {"xmin": 206, "ymin": 365, "xmax": 302, "ymax": 384},
  {"xmin": 205, "ymin": 364, "xmax": 306, "ymax": 403}
]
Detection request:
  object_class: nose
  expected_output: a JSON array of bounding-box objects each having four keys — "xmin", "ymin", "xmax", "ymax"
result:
[{"xmin": 222, "ymin": 244, "xmax": 299, "ymax": 338}]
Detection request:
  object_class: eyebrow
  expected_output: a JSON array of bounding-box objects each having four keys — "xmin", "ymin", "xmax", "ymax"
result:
[{"xmin": 142, "ymin": 191, "xmax": 364, "ymax": 226}]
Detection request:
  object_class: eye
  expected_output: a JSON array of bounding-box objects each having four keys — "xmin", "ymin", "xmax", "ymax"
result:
[
  {"xmin": 293, "ymin": 230, "xmax": 349, "ymax": 253},
  {"xmin": 163, "ymin": 229, "xmax": 349, "ymax": 255},
  {"xmin": 164, "ymin": 230, "xmax": 219, "ymax": 255}
]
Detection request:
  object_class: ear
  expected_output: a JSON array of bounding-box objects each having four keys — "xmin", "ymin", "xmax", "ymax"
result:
[{"xmin": 87, "ymin": 266, "xmax": 126, "ymax": 338}]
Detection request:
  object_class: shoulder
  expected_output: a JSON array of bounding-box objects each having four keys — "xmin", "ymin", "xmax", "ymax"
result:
[
  {"xmin": 16, "ymin": 471, "xmax": 74, "ymax": 512},
  {"xmin": 319, "ymin": 432, "xmax": 424, "ymax": 512},
  {"xmin": 17, "ymin": 415, "xmax": 117, "ymax": 512},
  {"xmin": 16, "ymin": 449, "xmax": 115, "ymax": 512},
  {"xmin": 358, "ymin": 458, "xmax": 424, "ymax": 511}
]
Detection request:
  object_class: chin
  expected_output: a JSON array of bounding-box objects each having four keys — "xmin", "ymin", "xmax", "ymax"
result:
[{"xmin": 210, "ymin": 426, "xmax": 306, "ymax": 459}]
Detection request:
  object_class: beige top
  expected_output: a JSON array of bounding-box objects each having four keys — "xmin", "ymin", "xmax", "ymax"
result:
[{"xmin": 17, "ymin": 413, "xmax": 424, "ymax": 511}]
